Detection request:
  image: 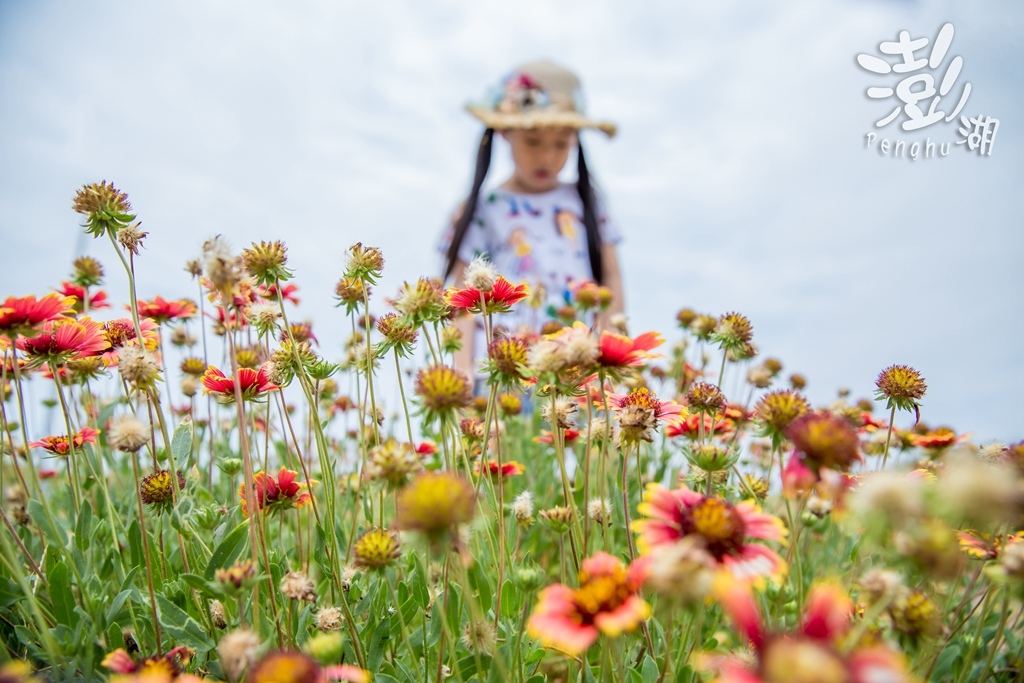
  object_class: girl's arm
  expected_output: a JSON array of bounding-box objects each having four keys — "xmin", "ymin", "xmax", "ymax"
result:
[
  {"xmin": 599, "ymin": 242, "xmax": 624, "ymax": 329},
  {"xmin": 449, "ymin": 258, "xmax": 477, "ymax": 378}
]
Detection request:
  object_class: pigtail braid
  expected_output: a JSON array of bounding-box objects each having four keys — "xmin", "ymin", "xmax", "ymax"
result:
[{"xmin": 576, "ymin": 141, "xmax": 604, "ymax": 284}]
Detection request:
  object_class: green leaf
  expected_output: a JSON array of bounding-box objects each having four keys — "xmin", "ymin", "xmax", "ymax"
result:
[
  {"xmin": 127, "ymin": 520, "xmax": 144, "ymax": 570},
  {"xmin": 47, "ymin": 561, "xmax": 75, "ymax": 627},
  {"xmin": 28, "ymin": 500, "xmax": 64, "ymax": 547},
  {"xmin": 367, "ymin": 617, "xmax": 392, "ymax": 672},
  {"xmin": 75, "ymin": 501, "xmax": 93, "ymax": 551},
  {"xmin": 457, "ymin": 654, "xmax": 492, "ymax": 681},
  {"xmin": 375, "ymin": 675, "xmax": 401, "ymax": 683},
  {"xmin": 499, "ymin": 580, "xmax": 519, "ymax": 619},
  {"xmin": 180, "ymin": 573, "xmax": 217, "ymax": 598},
  {"xmin": 172, "ymin": 418, "xmax": 194, "ymax": 471},
  {"xmin": 156, "ymin": 594, "xmax": 215, "ymax": 652},
  {"xmin": 105, "ymin": 590, "xmax": 132, "ymax": 624},
  {"xmin": 933, "ymin": 644, "xmax": 960, "ymax": 679},
  {"xmin": 204, "ymin": 521, "xmax": 250, "ymax": 580},
  {"xmin": 641, "ymin": 655, "xmax": 658, "ymax": 683}
]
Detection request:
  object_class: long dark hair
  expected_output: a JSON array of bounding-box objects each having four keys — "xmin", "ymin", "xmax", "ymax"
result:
[{"xmin": 443, "ymin": 129, "xmax": 605, "ymax": 284}]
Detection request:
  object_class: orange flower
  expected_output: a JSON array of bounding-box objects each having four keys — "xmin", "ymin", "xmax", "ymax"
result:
[
  {"xmin": 445, "ymin": 276, "xmax": 529, "ymax": 314},
  {"xmin": 596, "ymin": 330, "xmax": 663, "ymax": 368},
  {"xmin": 527, "ymin": 552, "xmax": 650, "ymax": 656},
  {"xmin": 239, "ymin": 468, "xmax": 311, "ymax": 517},
  {"xmin": 29, "ymin": 426, "xmax": 100, "ymax": 456},
  {"xmin": 0, "ymin": 293, "xmax": 75, "ymax": 336},
  {"xmin": 102, "ymin": 645, "xmax": 191, "ymax": 677},
  {"xmin": 633, "ymin": 483, "xmax": 787, "ymax": 583},
  {"xmin": 54, "ymin": 282, "xmax": 110, "ymax": 313},
  {"xmin": 475, "ymin": 460, "xmax": 525, "ymax": 477},
  {"xmin": 201, "ymin": 363, "xmax": 279, "ymax": 403},
  {"xmin": 707, "ymin": 578, "xmax": 909, "ymax": 683},
  {"xmin": 534, "ymin": 429, "xmax": 582, "ymax": 445},
  {"xmin": 258, "ymin": 282, "xmax": 300, "ymax": 305},
  {"xmin": 135, "ymin": 296, "xmax": 197, "ymax": 323},
  {"xmin": 909, "ymin": 427, "xmax": 968, "ymax": 450},
  {"xmin": 17, "ymin": 317, "xmax": 108, "ymax": 366}
]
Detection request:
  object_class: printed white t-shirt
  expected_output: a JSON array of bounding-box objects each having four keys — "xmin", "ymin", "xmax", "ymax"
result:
[{"xmin": 438, "ymin": 182, "xmax": 621, "ymax": 338}]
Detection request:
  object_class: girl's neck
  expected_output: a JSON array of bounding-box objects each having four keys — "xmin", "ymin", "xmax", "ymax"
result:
[{"xmin": 499, "ymin": 177, "xmax": 563, "ymax": 195}]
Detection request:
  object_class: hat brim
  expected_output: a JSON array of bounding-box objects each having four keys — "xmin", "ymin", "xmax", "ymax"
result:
[{"xmin": 466, "ymin": 105, "xmax": 617, "ymax": 138}]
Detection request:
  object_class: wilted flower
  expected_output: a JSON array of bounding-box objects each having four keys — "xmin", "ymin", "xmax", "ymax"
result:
[
  {"xmin": 527, "ymin": 552, "xmax": 650, "ymax": 656},
  {"xmin": 280, "ymin": 571, "xmax": 318, "ymax": 603},
  {"xmin": 116, "ymin": 223, "xmax": 148, "ymax": 255},
  {"xmin": 314, "ymin": 607, "xmax": 344, "ymax": 633}
]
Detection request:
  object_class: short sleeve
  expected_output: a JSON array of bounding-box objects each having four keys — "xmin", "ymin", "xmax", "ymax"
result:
[{"xmin": 437, "ymin": 199, "xmax": 492, "ymax": 274}]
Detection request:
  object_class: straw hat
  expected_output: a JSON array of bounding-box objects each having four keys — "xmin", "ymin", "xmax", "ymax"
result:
[{"xmin": 466, "ymin": 60, "xmax": 617, "ymax": 137}]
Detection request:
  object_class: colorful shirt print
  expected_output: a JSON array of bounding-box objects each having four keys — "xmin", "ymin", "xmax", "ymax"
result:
[{"xmin": 438, "ymin": 182, "xmax": 621, "ymax": 365}]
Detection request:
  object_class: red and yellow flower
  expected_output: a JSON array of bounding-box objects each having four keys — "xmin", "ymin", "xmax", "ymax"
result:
[
  {"xmin": 17, "ymin": 317, "xmax": 108, "ymax": 366},
  {"xmin": 596, "ymin": 329, "xmax": 663, "ymax": 368},
  {"xmin": 0, "ymin": 293, "xmax": 75, "ymax": 336},
  {"xmin": 957, "ymin": 530, "xmax": 1024, "ymax": 560},
  {"xmin": 527, "ymin": 552, "xmax": 650, "ymax": 656},
  {"xmin": 475, "ymin": 460, "xmax": 525, "ymax": 477},
  {"xmin": 201, "ymin": 363, "xmax": 279, "ymax": 403},
  {"xmin": 633, "ymin": 483, "xmax": 787, "ymax": 583},
  {"xmin": 135, "ymin": 296, "xmax": 197, "ymax": 323},
  {"xmin": 258, "ymin": 282, "xmax": 300, "ymax": 305},
  {"xmin": 909, "ymin": 427, "xmax": 968, "ymax": 451},
  {"xmin": 55, "ymin": 282, "xmax": 110, "ymax": 312},
  {"xmin": 706, "ymin": 578, "xmax": 909, "ymax": 683},
  {"xmin": 445, "ymin": 276, "xmax": 529, "ymax": 314},
  {"xmin": 101, "ymin": 317, "xmax": 160, "ymax": 365},
  {"xmin": 666, "ymin": 413, "xmax": 736, "ymax": 441},
  {"xmin": 102, "ymin": 645, "xmax": 191, "ymax": 679},
  {"xmin": 29, "ymin": 426, "xmax": 100, "ymax": 455},
  {"xmin": 239, "ymin": 468, "xmax": 311, "ymax": 517}
]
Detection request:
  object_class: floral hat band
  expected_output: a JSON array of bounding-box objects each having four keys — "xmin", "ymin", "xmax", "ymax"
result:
[{"xmin": 465, "ymin": 60, "xmax": 617, "ymax": 137}]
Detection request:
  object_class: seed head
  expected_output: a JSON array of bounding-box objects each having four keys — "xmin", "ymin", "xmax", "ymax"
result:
[
  {"xmin": 365, "ymin": 438, "xmax": 422, "ymax": 487},
  {"xmin": 676, "ymin": 308, "xmax": 697, "ymax": 329},
  {"xmin": 345, "ymin": 242, "xmax": 385, "ymax": 283},
  {"xmin": 108, "ymin": 415, "xmax": 151, "ymax": 453},
  {"xmin": 539, "ymin": 506, "xmax": 574, "ymax": 534},
  {"xmin": 210, "ymin": 600, "xmax": 227, "ymax": 629},
  {"xmin": 463, "ymin": 256, "xmax": 498, "ymax": 292},
  {"xmin": 73, "ymin": 181, "xmax": 134, "ymax": 238},
  {"xmin": 202, "ymin": 236, "xmax": 245, "ymax": 294},
  {"xmin": 789, "ymin": 373, "xmax": 807, "ymax": 390},
  {"xmin": 353, "ymin": 528, "xmax": 401, "ymax": 570},
  {"xmin": 541, "ymin": 396, "xmax": 577, "ymax": 430},
  {"xmin": 498, "ymin": 392, "xmax": 523, "ymax": 417},
  {"xmin": 686, "ymin": 382, "xmax": 725, "ymax": 415},
  {"xmin": 526, "ymin": 338, "xmax": 569, "ymax": 375},
  {"xmin": 116, "ymin": 224, "xmax": 148, "ymax": 255},
  {"xmin": 280, "ymin": 571, "xmax": 317, "ymax": 603},
  {"xmin": 511, "ymin": 491, "xmax": 535, "ymax": 525},
  {"xmin": 875, "ymin": 364, "xmax": 927, "ymax": 421},
  {"xmin": 414, "ymin": 364, "xmax": 472, "ymax": 416},
  {"xmin": 314, "ymin": 607, "xmax": 344, "ymax": 633},
  {"xmin": 488, "ymin": 336, "xmax": 529, "ymax": 378},
  {"xmin": 241, "ymin": 240, "xmax": 292, "ymax": 286},
  {"xmin": 712, "ymin": 312, "xmax": 753, "ymax": 352},
  {"xmin": 755, "ymin": 389, "xmax": 810, "ymax": 438},
  {"xmin": 786, "ymin": 412, "xmax": 860, "ymax": 472},
  {"xmin": 461, "ymin": 620, "xmax": 497, "ymax": 653},
  {"xmin": 891, "ymin": 589, "xmax": 941, "ymax": 639},
  {"xmin": 217, "ymin": 629, "xmax": 260, "ymax": 682},
  {"xmin": 71, "ymin": 256, "xmax": 105, "ymax": 287},
  {"xmin": 586, "ymin": 498, "xmax": 612, "ymax": 525},
  {"xmin": 216, "ymin": 561, "xmax": 256, "ymax": 591}
]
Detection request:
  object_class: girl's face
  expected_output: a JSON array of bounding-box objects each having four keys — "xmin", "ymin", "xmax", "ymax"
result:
[{"xmin": 503, "ymin": 127, "xmax": 577, "ymax": 194}]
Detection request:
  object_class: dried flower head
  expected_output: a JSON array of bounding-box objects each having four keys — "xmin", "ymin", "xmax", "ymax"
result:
[
  {"xmin": 875, "ymin": 364, "xmax": 927, "ymax": 422},
  {"xmin": 71, "ymin": 256, "xmax": 105, "ymax": 287},
  {"xmin": 217, "ymin": 629, "xmax": 260, "ymax": 682},
  {"xmin": 712, "ymin": 312, "xmax": 753, "ymax": 352},
  {"xmin": 586, "ymin": 498, "xmax": 612, "ymax": 525},
  {"xmin": 511, "ymin": 491, "xmax": 535, "ymax": 525},
  {"xmin": 116, "ymin": 224, "xmax": 148, "ymax": 255},
  {"xmin": 117, "ymin": 346, "xmax": 161, "ymax": 389},
  {"xmin": 541, "ymin": 396, "xmax": 577, "ymax": 430},
  {"xmin": 314, "ymin": 606, "xmax": 344, "ymax": 632},
  {"xmin": 464, "ymin": 256, "xmax": 499, "ymax": 292},
  {"xmin": 202, "ymin": 236, "xmax": 245, "ymax": 294},
  {"xmin": 526, "ymin": 338, "xmax": 569, "ymax": 375},
  {"xmin": 414, "ymin": 364, "xmax": 472, "ymax": 418},
  {"xmin": 375, "ymin": 312, "xmax": 418, "ymax": 357},
  {"xmin": 73, "ymin": 181, "xmax": 134, "ymax": 238},
  {"xmin": 107, "ymin": 414, "xmax": 151, "ymax": 453},
  {"xmin": 345, "ymin": 242, "xmax": 385, "ymax": 284},
  {"xmin": 686, "ymin": 382, "xmax": 726, "ymax": 415},
  {"xmin": 488, "ymin": 336, "xmax": 529, "ymax": 381},
  {"xmin": 139, "ymin": 469, "xmax": 185, "ymax": 506},
  {"xmin": 395, "ymin": 472, "xmax": 476, "ymax": 537},
  {"xmin": 242, "ymin": 240, "xmax": 292, "ymax": 286},
  {"xmin": 353, "ymin": 528, "xmax": 401, "ymax": 570},
  {"xmin": 462, "ymin": 620, "xmax": 497, "ymax": 653},
  {"xmin": 637, "ymin": 536, "xmax": 714, "ymax": 607},
  {"xmin": 858, "ymin": 569, "xmax": 905, "ymax": 606},
  {"xmin": 890, "ymin": 589, "xmax": 941, "ymax": 640},
  {"xmin": 334, "ymin": 276, "xmax": 368, "ymax": 313},
  {"xmin": 180, "ymin": 357, "xmax": 207, "ymax": 376},
  {"xmin": 789, "ymin": 373, "xmax": 807, "ymax": 390},
  {"xmin": 280, "ymin": 571, "xmax": 317, "ymax": 603},
  {"xmin": 365, "ymin": 438, "xmax": 422, "ymax": 487},
  {"xmin": 210, "ymin": 600, "xmax": 228, "ymax": 629},
  {"xmin": 497, "ymin": 392, "xmax": 523, "ymax": 417},
  {"xmin": 216, "ymin": 561, "xmax": 256, "ymax": 591}
]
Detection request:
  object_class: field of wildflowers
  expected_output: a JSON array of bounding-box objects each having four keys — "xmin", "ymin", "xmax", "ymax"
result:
[{"xmin": 0, "ymin": 182, "xmax": 1021, "ymax": 682}]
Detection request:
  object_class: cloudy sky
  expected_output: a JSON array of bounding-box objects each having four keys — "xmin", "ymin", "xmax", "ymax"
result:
[{"xmin": 1, "ymin": 1, "xmax": 1021, "ymax": 442}]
